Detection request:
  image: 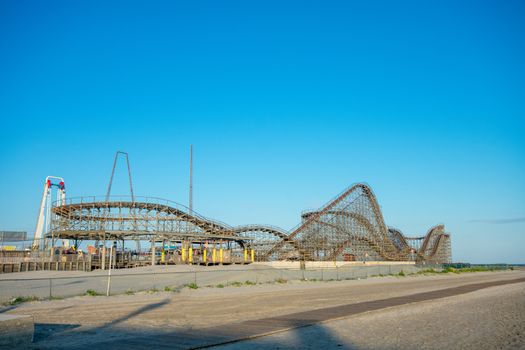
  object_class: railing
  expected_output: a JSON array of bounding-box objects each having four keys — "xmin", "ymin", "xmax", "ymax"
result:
[{"xmin": 0, "ymin": 238, "xmax": 50, "ymax": 252}]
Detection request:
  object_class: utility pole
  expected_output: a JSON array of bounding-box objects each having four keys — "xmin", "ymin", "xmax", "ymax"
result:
[{"xmin": 189, "ymin": 145, "xmax": 193, "ymax": 215}]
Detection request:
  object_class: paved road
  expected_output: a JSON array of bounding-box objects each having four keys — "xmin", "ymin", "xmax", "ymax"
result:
[
  {"xmin": 4, "ymin": 270, "xmax": 524, "ymax": 349},
  {"xmin": 0, "ymin": 264, "xmax": 418, "ymax": 302}
]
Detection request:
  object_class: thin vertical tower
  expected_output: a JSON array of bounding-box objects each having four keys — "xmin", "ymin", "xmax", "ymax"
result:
[{"xmin": 189, "ymin": 144, "xmax": 193, "ymax": 215}]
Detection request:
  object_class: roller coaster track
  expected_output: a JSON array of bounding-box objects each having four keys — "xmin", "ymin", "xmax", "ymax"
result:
[
  {"xmin": 320, "ymin": 221, "xmax": 403, "ymax": 261},
  {"xmin": 419, "ymin": 225, "xmax": 444, "ymax": 254},
  {"xmin": 261, "ymin": 184, "xmax": 450, "ymax": 263},
  {"xmin": 387, "ymin": 227, "xmax": 411, "ymax": 251},
  {"xmin": 302, "ymin": 211, "xmax": 409, "ymax": 261},
  {"xmin": 52, "ymin": 198, "xmax": 300, "ymax": 253},
  {"xmin": 429, "ymin": 234, "xmax": 447, "ymax": 258},
  {"xmin": 416, "ymin": 224, "xmax": 450, "ymax": 262},
  {"xmin": 49, "ymin": 186, "xmax": 451, "ymax": 264},
  {"xmin": 230, "ymin": 224, "xmax": 310, "ymax": 259},
  {"xmin": 51, "ymin": 197, "xmax": 235, "ymax": 240},
  {"xmin": 264, "ymin": 184, "xmax": 394, "ymax": 260}
]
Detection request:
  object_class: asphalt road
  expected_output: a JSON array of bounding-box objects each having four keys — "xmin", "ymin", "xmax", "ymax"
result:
[{"xmin": 0, "ymin": 263, "xmax": 418, "ymax": 302}]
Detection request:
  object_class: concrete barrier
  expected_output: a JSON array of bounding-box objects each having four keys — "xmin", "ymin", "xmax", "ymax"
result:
[{"xmin": 0, "ymin": 314, "xmax": 34, "ymax": 348}]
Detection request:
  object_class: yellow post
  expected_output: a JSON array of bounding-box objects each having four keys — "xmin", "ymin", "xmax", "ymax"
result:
[
  {"xmin": 182, "ymin": 248, "xmax": 186, "ymax": 262},
  {"xmin": 244, "ymin": 249, "xmax": 248, "ymax": 263},
  {"xmin": 161, "ymin": 250, "xmax": 165, "ymax": 263},
  {"xmin": 212, "ymin": 248, "xmax": 216, "ymax": 264},
  {"xmin": 203, "ymin": 249, "xmax": 207, "ymax": 264},
  {"xmin": 189, "ymin": 247, "xmax": 193, "ymax": 264},
  {"xmin": 219, "ymin": 248, "xmax": 223, "ymax": 264},
  {"xmin": 251, "ymin": 249, "xmax": 255, "ymax": 263}
]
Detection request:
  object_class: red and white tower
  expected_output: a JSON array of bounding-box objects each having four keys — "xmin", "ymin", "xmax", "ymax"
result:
[{"xmin": 32, "ymin": 176, "xmax": 66, "ymax": 250}]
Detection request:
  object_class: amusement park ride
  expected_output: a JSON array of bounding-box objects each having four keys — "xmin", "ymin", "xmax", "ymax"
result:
[
  {"xmin": 32, "ymin": 176, "xmax": 67, "ymax": 250},
  {"xmin": 30, "ymin": 151, "xmax": 452, "ymax": 268}
]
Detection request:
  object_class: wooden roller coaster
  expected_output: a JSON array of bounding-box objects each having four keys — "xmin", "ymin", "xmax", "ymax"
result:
[{"xmin": 47, "ymin": 184, "xmax": 451, "ymax": 264}]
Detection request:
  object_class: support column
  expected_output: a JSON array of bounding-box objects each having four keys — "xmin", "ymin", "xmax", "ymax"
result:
[
  {"xmin": 151, "ymin": 237, "xmax": 156, "ymax": 266},
  {"xmin": 101, "ymin": 235, "xmax": 106, "ymax": 270},
  {"xmin": 181, "ymin": 241, "xmax": 187, "ymax": 263},
  {"xmin": 161, "ymin": 239, "xmax": 166, "ymax": 264},
  {"xmin": 219, "ymin": 241, "xmax": 223, "ymax": 265},
  {"xmin": 50, "ymin": 236, "xmax": 55, "ymax": 263}
]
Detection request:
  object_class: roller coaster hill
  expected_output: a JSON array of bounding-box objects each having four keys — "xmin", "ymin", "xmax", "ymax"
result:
[{"xmin": 20, "ymin": 180, "xmax": 452, "ymax": 271}]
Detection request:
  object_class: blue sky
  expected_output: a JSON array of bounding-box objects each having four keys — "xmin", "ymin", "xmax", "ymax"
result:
[{"xmin": 1, "ymin": 0, "xmax": 524, "ymax": 263}]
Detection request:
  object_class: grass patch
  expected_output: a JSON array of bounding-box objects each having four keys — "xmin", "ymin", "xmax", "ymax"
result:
[
  {"xmin": 85, "ymin": 289, "xmax": 102, "ymax": 296},
  {"xmin": 186, "ymin": 283, "xmax": 198, "ymax": 289},
  {"xmin": 163, "ymin": 286, "xmax": 172, "ymax": 292},
  {"xmin": 224, "ymin": 280, "xmax": 257, "ymax": 287},
  {"xmin": 275, "ymin": 278, "xmax": 287, "ymax": 284},
  {"xmin": 414, "ymin": 265, "xmax": 513, "ymax": 275},
  {"xmin": 216, "ymin": 284, "xmax": 225, "ymax": 288},
  {"xmin": 8, "ymin": 296, "xmax": 39, "ymax": 305},
  {"xmin": 398, "ymin": 271, "xmax": 405, "ymax": 277},
  {"xmin": 125, "ymin": 289, "xmax": 135, "ymax": 295}
]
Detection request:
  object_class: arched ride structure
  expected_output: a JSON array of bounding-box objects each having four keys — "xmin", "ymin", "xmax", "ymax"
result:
[
  {"xmin": 48, "ymin": 184, "xmax": 452, "ymax": 265},
  {"xmin": 49, "ymin": 196, "xmax": 252, "ymax": 266},
  {"xmin": 50, "ymin": 196, "xmax": 238, "ymax": 242}
]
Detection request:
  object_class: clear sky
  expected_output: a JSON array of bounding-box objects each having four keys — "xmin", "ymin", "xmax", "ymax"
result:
[{"xmin": 1, "ymin": 0, "xmax": 524, "ymax": 263}]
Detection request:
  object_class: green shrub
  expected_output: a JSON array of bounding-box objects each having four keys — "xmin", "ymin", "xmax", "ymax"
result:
[
  {"xmin": 275, "ymin": 278, "xmax": 287, "ymax": 284},
  {"xmin": 163, "ymin": 286, "xmax": 172, "ymax": 292},
  {"xmin": 125, "ymin": 289, "xmax": 135, "ymax": 295},
  {"xmin": 419, "ymin": 268, "xmax": 436, "ymax": 274},
  {"xmin": 187, "ymin": 283, "xmax": 198, "ymax": 289},
  {"xmin": 229, "ymin": 281, "xmax": 243, "ymax": 287},
  {"xmin": 398, "ymin": 271, "xmax": 405, "ymax": 277},
  {"xmin": 85, "ymin": 289, "xmax": 102, "ymax": 296},
  {"xmin": 216, "ymin": 284, "xmax": 225, "ymax": 288},
  {"xmin": 244, "ymin": 280, "xmax": 256, "ymax": 286},
  {"xmin": 9, "ymin": 296, "xmax": 39, "ymax": 305}
]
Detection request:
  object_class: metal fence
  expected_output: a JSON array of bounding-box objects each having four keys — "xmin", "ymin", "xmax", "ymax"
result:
[{"xmin": 0, "ymin": 264, "xmax": 444, "ymax": 304}]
